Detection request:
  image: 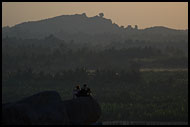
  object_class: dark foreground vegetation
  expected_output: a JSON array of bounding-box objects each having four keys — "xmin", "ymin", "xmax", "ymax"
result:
[{"xmin": 2, "ymin": 68, "xmax": 188, "ymax": 122}]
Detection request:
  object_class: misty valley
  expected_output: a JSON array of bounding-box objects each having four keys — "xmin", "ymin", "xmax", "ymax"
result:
[{"xmin": 2, "ymin": 13, "xmax": 188, "ymax": 124}]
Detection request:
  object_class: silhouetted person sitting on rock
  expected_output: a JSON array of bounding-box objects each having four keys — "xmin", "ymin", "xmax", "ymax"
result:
[
  {"xmin": 73, "ymin": 84, "xmax": 92, "ymax": 98},
  {"xmin": 79, "ymin": 84, "xmax": 92, "ymax": 97},
  {"xmin": 80, "ymin": 84, "xmax": 87, "ymax": 96},
  {"xmin": 73, "ymin": 85, "xmax": 80, "ymax": 99},
  {"xmin": 87, "ymin": 87, "xmax": 92, "ymax": 96}
]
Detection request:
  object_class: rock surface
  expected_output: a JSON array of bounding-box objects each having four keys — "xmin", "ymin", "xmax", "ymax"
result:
[{"xmin": 2, "ymin": 91, "xmax": 101, "ymax": 125}]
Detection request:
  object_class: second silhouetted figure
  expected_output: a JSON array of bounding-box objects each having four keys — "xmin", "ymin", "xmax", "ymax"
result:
[{"xmin": 74, "ymin": 84, "xmax": 92, "ymax": 97}]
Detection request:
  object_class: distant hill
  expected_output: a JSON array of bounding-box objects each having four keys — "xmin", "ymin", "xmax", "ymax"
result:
[{"xmin": 2, "ymin": 13, "xmax": 188, "ymax": 43}]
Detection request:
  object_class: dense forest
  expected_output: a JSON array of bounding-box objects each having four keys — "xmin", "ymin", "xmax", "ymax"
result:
[{"xmin": 2, "ymin": 35, "xmax": 188, "ymax": 74}]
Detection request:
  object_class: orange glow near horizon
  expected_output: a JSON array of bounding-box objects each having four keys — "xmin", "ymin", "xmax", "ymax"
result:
[{"xmin": 2, "ymin": 2, "xmax": 188, "ymax": 30}]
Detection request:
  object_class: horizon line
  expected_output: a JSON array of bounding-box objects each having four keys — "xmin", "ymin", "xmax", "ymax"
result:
[{"xmin": 2, "ymin": 13, "xmax": 188, "ymax": 31}]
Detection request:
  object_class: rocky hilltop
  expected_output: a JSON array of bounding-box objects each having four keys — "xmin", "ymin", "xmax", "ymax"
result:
[
  {"xmin": 2, "ymin": 91, "xmax": 101, "ymax": 125},
  {"xmin": 2, "ymin": 13, "xmax": 187, "ymax": 43},
  {"xmin": 2, "ymin": 13, "xmax": 120, "ymax": 38}
]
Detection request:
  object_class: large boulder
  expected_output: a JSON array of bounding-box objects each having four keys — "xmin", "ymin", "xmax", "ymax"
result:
[
  {"xmin": 63, "ymin": 97, "xmax": 101, "ymax": 125},
  {"xmin": 2, "ymin": 91, "xmax": 101, "ymax": 125}
]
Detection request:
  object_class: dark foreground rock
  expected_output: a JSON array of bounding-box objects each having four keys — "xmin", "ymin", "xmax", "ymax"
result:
[{"xmin": 2, "ymin": 91, "xmax": 101, "ymax": 125}]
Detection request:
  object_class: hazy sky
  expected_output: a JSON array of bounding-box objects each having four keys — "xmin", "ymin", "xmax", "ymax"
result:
[{"xmin": 2, "ymin": 2, "xmax": 188, "ymax": 29}]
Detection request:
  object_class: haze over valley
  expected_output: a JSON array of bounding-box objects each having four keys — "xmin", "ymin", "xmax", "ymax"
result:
[{"xmin": 2, "ymin": 2, "xmax": 188, "ymax": 125}]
